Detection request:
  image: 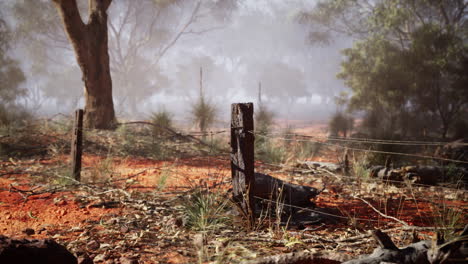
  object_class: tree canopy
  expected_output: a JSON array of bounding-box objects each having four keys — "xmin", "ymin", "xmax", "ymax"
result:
[{"xmin": 302, "ymin": 0, "xmax": 468, "ymax": 139}]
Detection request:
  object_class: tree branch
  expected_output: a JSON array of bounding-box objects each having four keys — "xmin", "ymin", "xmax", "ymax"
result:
[
  {"xmin": 52, "ymin": 0, "xmax": 86, "ymax": 44},
  {"xmin": 153, "ymin": 0, "xmax": 202, "ymax": 65}
]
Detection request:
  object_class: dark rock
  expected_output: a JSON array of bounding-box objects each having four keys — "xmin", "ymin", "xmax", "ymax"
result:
[
  {"xmin": 22, "ymin": 228, "xmax": 35, "ymax": 236},
  {"xmin": 0, "ymin": 235, "xmax": 77, "ymax": 264}
]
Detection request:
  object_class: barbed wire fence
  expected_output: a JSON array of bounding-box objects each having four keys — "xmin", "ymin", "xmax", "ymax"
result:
[
  {"xmin": 2, "ymin": 107, "xmax": 467, "ymax": 229},
  {"xmin": 246, "ymin": 127, "xmax": 467, "ymax": 228}
]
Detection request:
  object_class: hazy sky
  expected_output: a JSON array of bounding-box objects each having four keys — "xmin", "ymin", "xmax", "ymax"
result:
[{"xmin": 154, "ymin": 0, "xmax": 351, "ymax": 121}]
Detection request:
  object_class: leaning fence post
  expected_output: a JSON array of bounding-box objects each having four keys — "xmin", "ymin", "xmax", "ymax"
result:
[
  {"xmin": 71, "ymin": 109, "xmax": 83, "ymax": 182},
  {"xmin": 231, "ymin": 103, "xmax": 255, "ymax": 226}
]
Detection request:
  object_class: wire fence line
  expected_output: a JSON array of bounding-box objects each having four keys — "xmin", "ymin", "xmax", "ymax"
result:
[
  {"xmin": 253, "ymin": 195, "xmax": 396, "ymax": 223},
  {"xmin": 253, "ymin": 132, "xmax": 468, "ymax": 165},
  {"xmin": 256, "ymin": 131, "xmax": 465, "ymax": 146},
  {"xmin": 7, "ymin": 116, "xmax": 467, "ymax": 165},
  {"xmin": 5, "ymin": 115, "xmax": 466, "ymax": 229},
  {"xmin": 15, "ymin": 114, "xmax": 467, "ymax": 145},
  {"xmin": 10, "ymin": 116, "xmax": 230, "ymax": 138},
  {"xmin": 255, "ymin": 159, "xmax": 463, "ymax": 190}
]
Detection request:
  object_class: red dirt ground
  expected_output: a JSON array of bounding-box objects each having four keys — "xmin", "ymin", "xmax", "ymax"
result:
[
  {"xmin": 0, "ymin": 177, "xmax": 121, "ymax": 239},
  {"xmin": 1, "ymin": 121, "xmax": 466, "ymax": 263}
]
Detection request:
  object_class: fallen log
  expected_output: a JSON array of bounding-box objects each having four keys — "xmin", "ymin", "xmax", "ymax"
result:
[
  {"xmin": 344, "ymin": 226, "xmax": 468, "ymax": 264},
  {"xmin": 369, "ymin": 166, "xmax": 442, "ymax": 185},
  {"xmin": 252, "ymin": 173, "xmax": 340, "ymax": 226},
  {"xmin": 295, "ymin": 161, "xmax": 342, "ymax": 173},
  {"xmin": 253, "ymin": 173, "xmax": 321, "ymax": 208}
]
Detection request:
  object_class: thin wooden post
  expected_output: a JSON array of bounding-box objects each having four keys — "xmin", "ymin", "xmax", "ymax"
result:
[
  {"xmin": 384, "ymin": 156, "xmax": 392, "ymax": 169},
  {"xmin": 343, "ymin": 148, "xmax": 349, "ymax": 175},
  {"xmin": 231, "ymin": 103, "xmax": 255, "ymax": 226},
  {"xmin": 344, "ymin": 154, "xmax": 350, "ymax": 175},
  {"xmin": 71, "ymin": 109, "xmax": 83, "ymax": 181}
]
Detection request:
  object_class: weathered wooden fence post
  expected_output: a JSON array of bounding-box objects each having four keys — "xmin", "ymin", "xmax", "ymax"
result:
[
  {"xmin": 71, "ymin": 109, "xmax": 83, "ymax": 181},
  {"xmin": 231, "ymin": 103, "xmax": 255, "ymax": 226}
]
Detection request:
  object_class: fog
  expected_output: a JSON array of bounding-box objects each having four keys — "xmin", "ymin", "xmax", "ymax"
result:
[{"xmin": 6, "ymin": 0, "xmax": 352, "ymax": 125}]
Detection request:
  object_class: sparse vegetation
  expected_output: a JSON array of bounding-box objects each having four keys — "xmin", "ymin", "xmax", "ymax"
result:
[
  {"xmin": 296, "ymin": 141, "xmax": 321, "ymax": 160},
  {"xmin": 256, "ymin": 137, "xmax": 288, "ymax": 164},
  {"xmin": 191, "ymin": 69, "xmax": 217, "ymax": 139},
  {"xmin": 182, "ymin": 189, "xmax": 231, "ymax": 232},
  {"xmin": 255, "ymin": 105, "xmax": 274, "ymax": 136},
  {"xmin": 328, "ymin": 112, "xmax": 354, "ymax": 138},
  {"xmin": 116, "ymin": 124, "xmax": 138, "ymax": 156},
  {"xmin": 352, "ymin": 154, "xmax": 369, "ymax": 180},
  {"xmin": 157, "ymin": 163, "xmax": 172, "ymax": 191},
  {"xmin": 150, "ymin": 109, "xmax": 173, "ymax": 138}
]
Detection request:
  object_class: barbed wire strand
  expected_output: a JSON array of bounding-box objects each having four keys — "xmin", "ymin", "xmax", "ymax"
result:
[
  {"xmin": 253, "ymin": 133, "xmax": 468, "ymax": 165},
  {"xmin": 258, "ymin": 131, "xmax": 467, "ymax": 146},
  {"xmin": 253, "ymin": 195, "xmax": 388, "ymax": 223},
  {"xmin": 255, "ymin": 162, "xmax": 467, "ymax": 193}
]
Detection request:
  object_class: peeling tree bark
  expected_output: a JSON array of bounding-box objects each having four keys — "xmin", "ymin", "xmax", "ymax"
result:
[{"xmin": 52, "ymin": 0, "xmax": 116, "ymax": 129}]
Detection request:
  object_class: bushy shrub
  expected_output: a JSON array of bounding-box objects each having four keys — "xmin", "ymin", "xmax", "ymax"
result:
[
  {"xmin": 191, "ymin": 96, "xmax": 216, "ymax": 135},
  {"xmin": 254, "ymin": 104, "xmax": 278, "ymax": 163},
  {"xmin": 150, "ymin": 109, "xmax": 173, "ymax": 137},
  {"xmin": 329, "ymin": 112, "xmax": 354, "ymax": 138},
  {"xmin": 0, "ymin": 104, "xmax": 32, "ymax": 134},
  {"xmin": 255, "ymin": 105, "xmax": 274, "ymax": 135},
  {"xmin": 256, "ymin": 139, "xmax": 288, "ymax": 164}
]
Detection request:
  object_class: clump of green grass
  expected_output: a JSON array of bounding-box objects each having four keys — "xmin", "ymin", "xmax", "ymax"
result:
[
  {"xmin": 296, "ymin": 141, "xmax": 321, "ymax": 160},
  {"xmin": 256, "ymin": 138, "xmax": 288, "ymax": 164},
  {"xmin": 353, "ymin": 154, "xmax": 370, "ymax": 180},
  {"xmin": 207, "ymin": 135, "xmax": 228, "ymax": 154},
  {"xmin": 157, "ymin": 163, "xmax": 174, "ymax": 191},
  {"xmin": 183, "ymin": 189, "xmax": 231, "ymax": 232},
  {"xmin": 49, "ymin": 164, "xmax": 76, "ymax": 186},
  {"xmin": 150, "ymin": 109, "xmax": 173, "ymax": 138},
  {"xmin": 191, "ymin": 96, "xmax": 216, "ymax": 138},
  {"xmin": 432, "ymin": 205, "xmax": 465, "ymax": 241}
]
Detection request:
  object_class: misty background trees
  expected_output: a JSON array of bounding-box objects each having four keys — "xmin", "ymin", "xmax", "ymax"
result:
[
  {"xmin": 1, "ymin": 0, "xmax": 466, "ymax": 139},
  {"xmin": 0, "ymin": 11, "xmax": 28, "ymax": 126},
  {"xmin": 301, "ymin": 0, "xmax": 468, "ymax": 139},
  {"xmin": 2, "ymin": 0, "xmax": 338, "ymax": 123}
]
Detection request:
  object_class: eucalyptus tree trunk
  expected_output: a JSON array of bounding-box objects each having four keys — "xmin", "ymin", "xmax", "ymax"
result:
[{"xmin": 52, "ymin": 0, "xmax": 116, "ymax": 129}]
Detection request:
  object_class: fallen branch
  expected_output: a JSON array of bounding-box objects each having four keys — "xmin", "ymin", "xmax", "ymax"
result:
[
  {"xmin": 343, "ymin": 226, "xmax": 468, "ymax": 264},
  {"xmin": 353, "ymin": 195, "xmax": 409, "ymax": 226},
  {"xmin": 337, "ymin": 226, "xmax": 459, "ymax": 243},
  {"xmin": 242, "ymin": 250, "xmax": 347, "ymax": 264}
]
